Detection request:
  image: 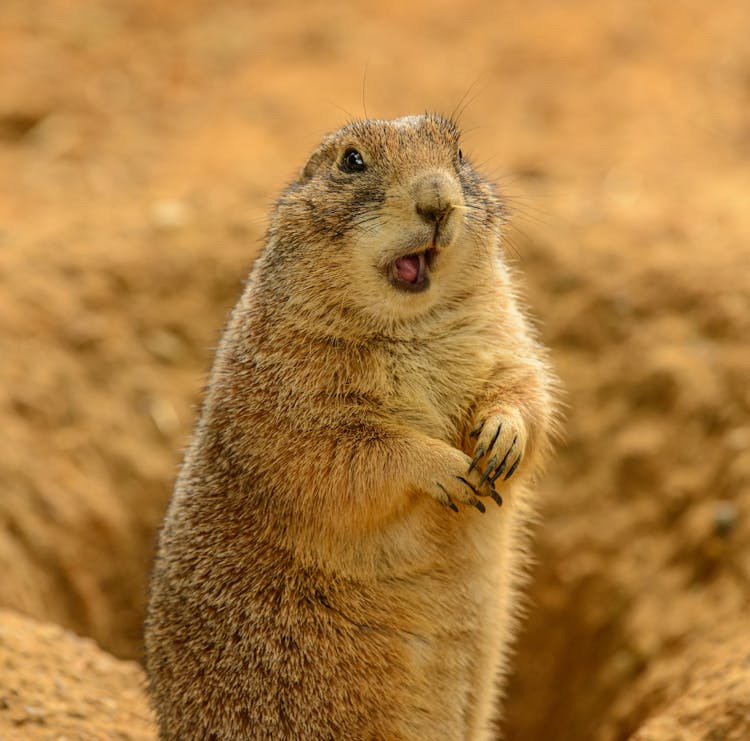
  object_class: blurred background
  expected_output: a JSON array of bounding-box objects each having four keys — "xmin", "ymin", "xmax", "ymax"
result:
[{"xmin": 1, "ymin": 0, "xmax": 749, "ymax": 738}]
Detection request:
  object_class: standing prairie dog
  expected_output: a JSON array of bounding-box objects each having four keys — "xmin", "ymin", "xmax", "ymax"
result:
[{"xmin": 145, "ymin": 113, "xmax": 558, "ymax": 740}]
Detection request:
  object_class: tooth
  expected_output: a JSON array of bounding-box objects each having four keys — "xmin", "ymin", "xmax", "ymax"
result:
[{"xmin": 418, "ymin": 252, "xmax": 426, "ymax": 281}]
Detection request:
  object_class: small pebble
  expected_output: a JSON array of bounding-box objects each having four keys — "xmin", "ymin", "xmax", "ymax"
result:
[{"xmin": 713, "ymin": 500, "xmax": 738, "ymax": 537}]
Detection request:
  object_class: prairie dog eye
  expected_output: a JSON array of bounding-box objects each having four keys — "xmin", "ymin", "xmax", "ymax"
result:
[
  {"xmin": 341, "ymin": 148, "xmax": 366, "ymax": 173},
  {"xmin": 458, "ymin": 148, "xmax": 463, "ymax": 161}
]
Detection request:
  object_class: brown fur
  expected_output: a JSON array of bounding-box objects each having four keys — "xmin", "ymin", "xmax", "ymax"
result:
[{"xmin": 145, "ymin": 113, "xmax": 558, "ymax": 740}]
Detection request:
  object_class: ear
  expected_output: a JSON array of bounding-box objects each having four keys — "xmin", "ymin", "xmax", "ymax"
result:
[{"xmin": 301, "ymin": 137, "xmax": 336, "ymax": 182}]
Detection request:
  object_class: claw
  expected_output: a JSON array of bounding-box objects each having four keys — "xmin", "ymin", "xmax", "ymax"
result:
[
  {"xmin": 490, "ymin": 461, "xmax": 506, "ymax": 483},
  {"xmin": 490, "ymin": 439, "xmax": 516, "ymax": 483},
  {"xmin": 487, "ymin": 422, "xmax": 502, "ymax": 453},
  {"xmin": 469, "ymin": 421, "xmax": 485, "ymax": 438},
  {"xmin": 457, "ymin": 477, "xmax": 485, "ymax": 513},
  {"xmin": 457, "ymin": 476, "xmax": 479, "ymax": 495},
  {"xmin": 479, "ymin": 455, "xmax": 498, "ymax": 486},
  {"xmin": 436, "ymin": 483, "xmax": 459, "ymax": 512},
  {"xmin": 489, "ymin": 488, "xmax": 503, "ymax": 507},
  {"xmin": 504, "ymin": 456, "xmax": 521, "ymax": 481},
  {"xmin": 468, "ymin": 444, "xmax": 485, "ymax": 473}
]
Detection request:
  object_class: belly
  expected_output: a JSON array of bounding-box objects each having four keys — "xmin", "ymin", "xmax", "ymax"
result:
[{"xmin": 350, "ymin": 503, "xmax": 513, "ymax": 739}]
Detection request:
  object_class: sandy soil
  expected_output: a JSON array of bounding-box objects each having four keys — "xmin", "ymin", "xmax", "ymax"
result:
[
  {"xmin": 0, "ymin": 609, "xmax": 154, "ymax": 740},
  {"xmin": 1, "ymin": 0, "xmax": 749, "ymax": 738}
]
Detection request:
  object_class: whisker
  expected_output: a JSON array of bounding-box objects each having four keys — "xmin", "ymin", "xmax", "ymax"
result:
[
  {"xmin": 450, "ymin": 74, "xmax": 488, "ymax": 125},
  {"xmin": 502, "ymin": 231, "xmax": 524, "ymax": 262},
  {"xmin": 362, "ymin": 61, "xmax": 370, "ymax": 120},
  {"xmin": 327, "ymin": 100, "xmax": 355, "ymax": 122}
]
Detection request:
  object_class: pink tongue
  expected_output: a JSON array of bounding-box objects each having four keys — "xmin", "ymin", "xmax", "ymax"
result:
[{"xmin": 396, "ymin": 255, "xmax": 420, "ymax": 283}]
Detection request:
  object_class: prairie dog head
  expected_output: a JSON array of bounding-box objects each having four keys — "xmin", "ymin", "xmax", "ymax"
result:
[{"xmin": 264, "ymin": 114, "xmax": 505, "ymax": 331}]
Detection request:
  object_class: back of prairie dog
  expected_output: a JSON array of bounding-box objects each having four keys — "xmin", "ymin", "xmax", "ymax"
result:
[{"xmin": 145, "ymin": 113, "xmax": 558, "ymax": 740}]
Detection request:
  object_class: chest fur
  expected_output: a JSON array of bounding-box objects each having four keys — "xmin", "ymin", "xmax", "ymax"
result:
[{"xmin": 378, "ymin": 324, "xmax": 495, "ymax": 444}]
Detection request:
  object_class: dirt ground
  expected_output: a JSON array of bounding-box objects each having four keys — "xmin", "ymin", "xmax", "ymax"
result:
[{"xmin": 1, "ymin": 0, "xmax": 749, "ymax": 738}]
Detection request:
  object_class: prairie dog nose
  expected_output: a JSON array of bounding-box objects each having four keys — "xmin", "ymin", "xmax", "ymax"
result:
[{"xmin": 412, "ymin": 171, "xmax": 463, "ymax": 225}]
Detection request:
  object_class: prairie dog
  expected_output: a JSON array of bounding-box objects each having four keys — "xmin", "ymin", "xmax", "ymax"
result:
[{"xmin": 145, "ymin": 113, "xmax": 557, "ymax": 740}]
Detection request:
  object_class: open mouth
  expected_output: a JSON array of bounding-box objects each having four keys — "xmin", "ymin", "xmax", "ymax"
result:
[{"xmin": 388, "ymin": 248, "xmax": 436, "ymax": 292}]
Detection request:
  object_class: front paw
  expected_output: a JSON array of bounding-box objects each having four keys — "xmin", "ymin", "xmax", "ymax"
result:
[
  {"xmin": 468, "ymin": 413, "xmax": 527, "ymax": 488},
  {"xmin": 428, "ymin": 448, "xmax": 503, "ymax": 514}
]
